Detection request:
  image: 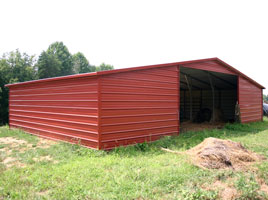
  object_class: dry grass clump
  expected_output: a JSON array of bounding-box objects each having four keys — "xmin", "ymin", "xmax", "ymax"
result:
[
  {"xmin": 180, "ymin": 121, "xmax": 225, "ymax": 133},
  {"xmin": 0, "ymin": 137, "xmax": 58, "ymax": 168},
  {"xmin": 186, "ymin": 137, "xmax": 265, "ymax": 170}
]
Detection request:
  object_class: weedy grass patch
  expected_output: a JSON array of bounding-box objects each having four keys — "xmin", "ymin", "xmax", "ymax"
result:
[{"xmin": 0, "ymin": 118, "xmax": 268, "ymax": 199}]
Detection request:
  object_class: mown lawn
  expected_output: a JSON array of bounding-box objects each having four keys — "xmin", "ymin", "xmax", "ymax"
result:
[{"xmin": 0, "ymin": 118, "xmax": 268, "ymax": 200}]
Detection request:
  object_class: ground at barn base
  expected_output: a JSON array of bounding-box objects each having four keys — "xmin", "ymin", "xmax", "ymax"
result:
[{"xmin": 0, "ymin": 118, "xmax": 268, "ymax": 199}]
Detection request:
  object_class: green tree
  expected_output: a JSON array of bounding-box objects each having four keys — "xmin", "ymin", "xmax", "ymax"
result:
[
  {"xmin": 0, "ymin": 50, "xmax": 36, "ymax": 124},
  {"xmin": 0, "ymin": 58, "xmax": 10, "ymax": 124},
  {"xmin": 37, "ymin": 51, "xmax": 61, "ymax": 79},
  {"xmin": 263, "ymin": 94, "xmax": 268, "ymax": 103},
  {"xmin": 47, "ymin": 42, "xmax": 73, "ymax": 76},
  {"xmin": 96, "ymin": 63, "xmax": 114, "ymax": 71},
  {"xmin": 72, "ymin": 52, "xmax": 96, "ymax": 74}
]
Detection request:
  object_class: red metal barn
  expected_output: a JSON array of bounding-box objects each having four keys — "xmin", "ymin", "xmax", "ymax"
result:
[{"xmin": 5, "ymin": 58, "xmax": 265, "ymax": 150}]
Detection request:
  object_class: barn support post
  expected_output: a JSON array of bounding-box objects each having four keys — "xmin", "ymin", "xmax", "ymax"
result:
[
  {"xmin": 184, "ymin": 75, "xmax": 193, "ymax": 121},
  {"xmin": 184, "ymin": 90, "xmax": 186, "ymax": 120},
  {"xmin": 8, "ymin": 89, "xmax": 10, "ymax": 129},
  {"xmin": 200, "ymin": 89, "xmax": 203, "ymax": 110},
  {"xmin": 97, "ymin": 76, "xmax": 102, "ymax": 150},
  {"xmin": 236, "ymin": 76, "xmax": 241, "ymax": 123},
  {"xmin": 237, "ymin": 76, "xmax": 240, "ymax": 104},
  {"xmin": 177, "ymin": 66, "xmax": 180, "ymax": 134},
  {"xmin": 261, "ymin": 89, "xmax": 263, "ymax": 121},
  {"xmin": 207, "ymin": 73, "xmax": 215, "ymax": 122},
  {"xmin": 218, "ymin": 89, "xmax": 221, "ymax": 108}
]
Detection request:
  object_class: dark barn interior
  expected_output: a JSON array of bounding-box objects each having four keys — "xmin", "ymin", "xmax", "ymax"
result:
[{"xmin": 179, "ymin": 67, "xmax": 238, "ymax": 130}]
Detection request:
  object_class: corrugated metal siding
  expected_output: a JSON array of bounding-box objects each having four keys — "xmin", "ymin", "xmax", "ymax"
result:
[
  {"xmin": 9, "ymin": 77, "xmax": 99, "ymax": 149},
  {"xmin": 7, "ymin": 58, "xmax": 264, "ymax": 150},
  {"xmin": 182, "ymin": 60, "xmax": 236, "ymax": 75},
  {"xmin": 100, "ymin": 66, "xmax": 179, "ymax": 149},
  {"xmin": 239, "ymin": 76, "xmax": 262, "ymax": 123}
]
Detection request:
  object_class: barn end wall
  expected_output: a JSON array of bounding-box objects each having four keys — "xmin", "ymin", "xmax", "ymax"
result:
[
  {"xmin": 182, "ymin": 60, "xmax": 236, "ymax": 75},
  {"xmin": 100, "ymin": 66, "xmax": 179, "ymax": 149},
  {"xmin": 9, "ymin": 76, "xmax": 99, "ymax": 149},
  {"xmin": 238, "ymin": 76, "xmax": 263, "ymax": 123}
]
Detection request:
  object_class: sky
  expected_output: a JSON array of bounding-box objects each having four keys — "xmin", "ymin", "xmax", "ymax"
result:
[{"xmin": 1, "ymin": 0, "xmax": 267, "ymax": 94}]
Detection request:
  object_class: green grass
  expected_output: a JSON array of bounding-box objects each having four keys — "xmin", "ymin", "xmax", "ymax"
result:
[{"xmin": 0, "ymin": 118, "xmax": 268, "ymax": 199}]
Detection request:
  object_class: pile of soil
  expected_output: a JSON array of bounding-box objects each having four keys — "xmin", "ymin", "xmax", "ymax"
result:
[{"xmin": 186, "ymin": 137, "xmax": 265, "ymax": 170}]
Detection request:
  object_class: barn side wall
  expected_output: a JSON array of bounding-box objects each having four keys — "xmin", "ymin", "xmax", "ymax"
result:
[
  {"xmin": 239, "ymin": 76, "xmax": 263, "ymax": 123},
  {"xmin": 100, "ymin": 66, "xmax": 179, "ymax": 150},
  {"xmin": 9, "ymin": 77, "xmax": 99, "ymax": 149}
]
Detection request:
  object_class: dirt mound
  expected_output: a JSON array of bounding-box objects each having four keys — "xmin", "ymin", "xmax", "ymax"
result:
[{"xmin": 186, "ymin": 137, "xmax": 265, "ymax": 170}]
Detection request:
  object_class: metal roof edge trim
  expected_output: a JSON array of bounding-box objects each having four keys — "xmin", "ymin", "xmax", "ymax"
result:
[
  {"xmin": 5, "ymin": 57, "xmax": 265, "ymax": 89},
  {"xmin": 96, "ymin": 57, "xmax": 217, "ymax": 76},
  {"xmin": 5, "ymin": 72, "xmax": 98, "ymax": 87}
]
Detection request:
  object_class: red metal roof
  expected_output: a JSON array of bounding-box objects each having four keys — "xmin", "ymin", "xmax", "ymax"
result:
[{"xmin": 5, "ymin": 57, "xmax": 265, "ymax": 89}]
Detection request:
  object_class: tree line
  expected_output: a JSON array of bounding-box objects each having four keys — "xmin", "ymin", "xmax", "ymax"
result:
[
  {"xmin": 264, "ymin": 94, "xmax": 268, "ymax": 103},
  {"xmin": 0, "ymin": 41, "xmax": 113, "ymax": 125}
]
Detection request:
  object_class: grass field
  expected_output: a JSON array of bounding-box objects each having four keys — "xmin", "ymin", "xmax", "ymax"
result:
[{"xmin": 1, "ymin": 118, "xmax": 268, "ymax": 200}]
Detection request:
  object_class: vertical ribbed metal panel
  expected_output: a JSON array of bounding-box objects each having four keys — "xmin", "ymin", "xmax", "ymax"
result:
[
  {"xmin": 239, "ymin": 76, "xmax": 262, "ymax": 123},
  {"xmin": 100, "ymin": 66, "xmax": 179, "ymax": 149},
  {"xmin": 9, "ymin": 77, "xmax": 99, "ymax": 149},
  {"xmin": 182, "ymin": 60, "xmax": 236, "ymax": 75}
]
